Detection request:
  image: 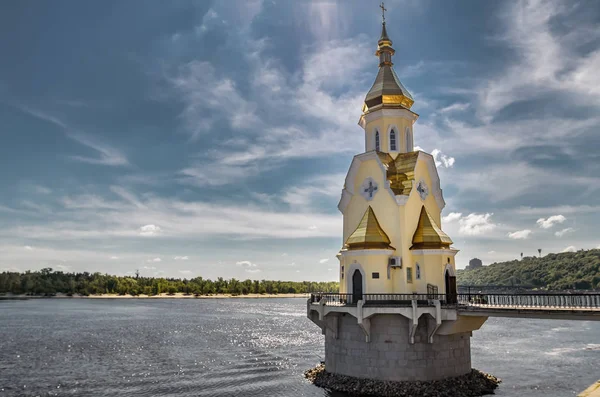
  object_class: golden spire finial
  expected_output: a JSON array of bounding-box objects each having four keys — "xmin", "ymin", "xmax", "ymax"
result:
[{"xmin": 380, "ymin": 2, "xmax": 387, "ymax": 23}]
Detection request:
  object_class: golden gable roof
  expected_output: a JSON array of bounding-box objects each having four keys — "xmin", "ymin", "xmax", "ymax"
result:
[
  {"xmin": 345, "ymin": 206, "xmax": 394, "ymax": 250},
  {"xmin": 411, "ymin": 206, "xmax": 453, "ymax": 250}
]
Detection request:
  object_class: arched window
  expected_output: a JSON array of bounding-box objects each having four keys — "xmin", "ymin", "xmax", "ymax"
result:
[
  {"xmin": 416, "ymin": 263, "xmax": 421, "ymax": 280},
  {"xmin": 390, "ymin": 129, "xmax": 397, "ymax": 151},
  {"xmin": 405, "ymin": 127, "xmax": 413, "ymax": 152},
  {"xmin": 375, "ymin": 131, "xmax": 380, "ymax": 151}
]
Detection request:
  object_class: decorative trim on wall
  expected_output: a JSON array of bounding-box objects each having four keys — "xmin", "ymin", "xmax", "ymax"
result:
[
  {"xmin": 411, "ymin": 249, "xmax": 459, "ymax": 256},
  {"xmin": 346, "ymin": 262, "xmax": 367, "ymax": 295},
  {"xmin": 360, "ymin": 177, "xmax": 379, "ymax": 201},
  {"xmin": 444, "ymin": 263, "xmax": 456, "ymax": 277},
  {"xmin": 340, "ymin": 249, "xmax": 395, "ymax": 257},
  {"xmin": 358, "ymin": 108, "xmax": 419, "ymax": 129}
]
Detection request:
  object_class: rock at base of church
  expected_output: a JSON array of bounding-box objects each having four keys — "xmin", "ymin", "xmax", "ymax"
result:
[
  {"xmin": 304, "ymin": 364, "xmax": 501, "ymax": 397},
  {"xmin": 324, "ymin": 313, "xmax": 472, "ymax": 381}
]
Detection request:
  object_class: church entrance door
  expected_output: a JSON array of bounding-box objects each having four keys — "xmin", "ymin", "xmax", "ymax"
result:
[
  {"xmin": 445, "ymin": 270, "xmax": 457, "ymax": 304},
  {"xmin": 352, "ymin": 270, "xmax": 363, "ymax": 304}
]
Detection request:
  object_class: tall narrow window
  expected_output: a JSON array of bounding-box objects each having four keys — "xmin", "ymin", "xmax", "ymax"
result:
[
  {"xmin": 407, "ymin": 267, "xmax": 413, "ymax": 283},
  {"xmin": 375, "ymin": 131, "xmax": 380, "ymax": 151},
  {"xmin": 390, "ymin": 129, "xmax": 397, "ymax": 151},
  {"xmin": 406, "ymin": 127, "xmax": 413, "ymax": 152},
  {"xmin": 416, "ymin": 263, "xmax": 421, "ymax": 280}
]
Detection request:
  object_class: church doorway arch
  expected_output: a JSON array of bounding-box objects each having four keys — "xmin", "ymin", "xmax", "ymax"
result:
[
  {"xmin": 352, "ymin": 269, "xmax": 363, "ymax": 304},
  {"xmin": 445, "ymin": 269, "xmax": 457, "ymax": 304}
]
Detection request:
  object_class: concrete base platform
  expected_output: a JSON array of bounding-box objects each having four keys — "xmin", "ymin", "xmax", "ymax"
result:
[{"xmin": 324, "ymin": 313, "xmax": 471, "ymax": 381}]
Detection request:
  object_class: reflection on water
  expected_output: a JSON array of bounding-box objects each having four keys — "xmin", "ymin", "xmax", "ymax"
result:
[{"xmin": 0, "ymin": 298, "xmax": 598, "ymax": 396}]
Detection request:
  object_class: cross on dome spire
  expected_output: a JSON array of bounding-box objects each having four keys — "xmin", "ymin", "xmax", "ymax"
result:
[
  {"xmin": 380, "ymin": 2, "xmax": 387, "ymax": 23},
  {"xmin": 362, "ymin": 3, "xmax": 415, "ymax": 112}
]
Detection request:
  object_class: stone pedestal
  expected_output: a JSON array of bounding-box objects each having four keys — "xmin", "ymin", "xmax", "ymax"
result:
[{"xmin": 324, "ymin": 313, "xmax": 471, "ymax": 381}]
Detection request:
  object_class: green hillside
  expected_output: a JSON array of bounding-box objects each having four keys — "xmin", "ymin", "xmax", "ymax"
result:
[{"xmin": 457, "ymin": 248, "xmax": 600, "ymax": 290}]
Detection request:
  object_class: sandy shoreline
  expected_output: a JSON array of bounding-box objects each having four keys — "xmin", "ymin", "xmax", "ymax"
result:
[{"xmin": 0, "ymin": 293, "xmax": 310, "ymax": 300}]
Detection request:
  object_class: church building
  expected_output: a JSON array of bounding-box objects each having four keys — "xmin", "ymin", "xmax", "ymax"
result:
[
  {"xmin": 337, "ymin": 15, "xmax": 457, "ymax": 302},
  {"xmin": 308, "ymin": 10, "xmax": 487, "ymax": 383}
]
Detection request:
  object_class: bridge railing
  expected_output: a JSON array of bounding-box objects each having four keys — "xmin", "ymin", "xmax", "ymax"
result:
[
  {"xmin": 456, "ymin": 293, "xmax": 600, "ymax": 309},
  {"xmin": 310, "ymin": 292, "xmax": 600, "ymax": 310},
  {"xmin": 310, "ymin": 293, "xmax": 446, "ymax": 307}
]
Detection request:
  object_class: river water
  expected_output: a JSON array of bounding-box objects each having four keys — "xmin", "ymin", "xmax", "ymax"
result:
[{"xmin": 0, "ymin": 298, "xmax": 598, "ymax": 396}]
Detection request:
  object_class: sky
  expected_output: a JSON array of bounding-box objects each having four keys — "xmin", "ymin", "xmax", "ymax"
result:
[{"xmin": 1, "ymin": 0, "xmax": 600, "ymax": 281}]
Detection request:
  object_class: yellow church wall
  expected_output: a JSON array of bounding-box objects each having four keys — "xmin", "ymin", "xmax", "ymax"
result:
[
  {"xmin": 364, "ymin": 116, "xmax": 414, "ymax": 154},
  {"xmin": 340, "ymin": 141, "xmax": 457, "ymax": 296},
  {"xmin": 398, "ymin": 159, "xmax": 442, "ymax": 260},
  {"xmin": 344, "ymin": 159, "xmax": 402, "ymax": 250},
  {"xmin": 339, "ymin": 254, "xmax": 394, "ymax": 293}
]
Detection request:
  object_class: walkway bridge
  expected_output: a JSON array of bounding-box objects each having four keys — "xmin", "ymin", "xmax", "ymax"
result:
[{"xmin": 310, "ymin": 292, "xmax": 600, "ymax": 322}]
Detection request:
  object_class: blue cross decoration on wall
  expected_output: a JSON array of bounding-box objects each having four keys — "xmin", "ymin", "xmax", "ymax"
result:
[{"xmin": 364, "ymin": 181, "xmax": 378, "ymax": 198}]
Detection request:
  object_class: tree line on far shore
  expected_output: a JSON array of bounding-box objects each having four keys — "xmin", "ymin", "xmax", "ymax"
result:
[
  {"xmin": 457, "ymin": 248, "xmax": 600, "ymax": 290},
  {"xmin": 0, "ymin": 268, "xmax": 339, "ymax": 296}
]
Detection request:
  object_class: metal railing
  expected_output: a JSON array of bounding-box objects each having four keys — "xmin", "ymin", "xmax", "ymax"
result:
[
  {"xmin": 310, "ymin": 292, "xmax": 600, "ymax": 310},
  {"xmin": 310, "ymin": 293, "xmax": 446, "ymax": 307},
  {"xmin": 457, "ymin": 293, "xmax": 600, "ymax": 309}
]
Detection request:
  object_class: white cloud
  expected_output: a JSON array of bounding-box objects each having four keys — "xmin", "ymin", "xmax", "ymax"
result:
[
  {"xmin": 555, "ymin": 228, "xmax": 575, "ymax": 237},
  {"xmin": 286, "ymin": 262, "xmax": 296, "ymax": 267},
  {"xmin": 236, "ymin": 261, "xmax": 257, "ymax": 268},
  {"xmin": 561, "ymin": 246, "xmax": 577, "ymax": 253},
  {"xmin": 431, "ymin": 149, "xmax": 455, "ymax": 168},
  {"xmin": 473, "ymin": 1, "xmax": 600, "ymax": 120},
  {"xmin": 442, "ymin": 212, "xmax": 462, "ymax": 223},
  {"xmin": 319, "ymin": 258, "xmax": 329, "ymax": 264},
  {"xmin": 236, "ymin": 260, "xmax": 262, "ymax": 273},
  {"xmin": 439, "ymin": 102, "xmax": 470, "ymax": 113},
  {"xmin": 24, "ymin": 245, "xmax": 33, "ymax": 251},
  {"xmin": 536, "ymin": 215, "xmax": 566, "ymax": 229},
  {"xmin": 33, "ymin": 185, "xmax": 52, "ymax": 195},
  {"xmin": 174, "ymin": 256, "xmax": 189, "ymax": 260},
  {"xmin": 487, "ymin": 250, "xmax": 496, "ymax": 254},
  {"xmin": 281, "ymin": 173, "xmax": 343, "ymax": 210},
  {"xmin": 4, "ymin": 192, "xmax": 341, "ymax": 241},
  {"xmin": 109, "ymin": 256, "xmax": 119, "ymax": 260},
  {"xmin": 169, "ymin": 61, "xmax": 261, "ymax": 140},
  {"xmin": 458, "ymin": 213, "xmax": 496, "ymax": 236},
  {"xmin": 507, "ymin": 229, "xmax": 532, "ymax": 240},
  {"xmin": 17, "ymin": 106, "xmax": 128, "ymax": 167},
  {"xmin": 139, "ymin": 224, "xmax": 162, "ymax": 236},
  {"xmin": 179, "ymin": 270, "xmax": 192, "ymax": 275},
  {"xmin": 142, "ymin": 266, "xmax": 156, "ymax": 270},
  {"xmin": 147, "ymin": 257, "xmax": 161, "ymax": 263},
  {"xmin": 68, "ymin": 133, "xmax": 129, "ymax": 166}
]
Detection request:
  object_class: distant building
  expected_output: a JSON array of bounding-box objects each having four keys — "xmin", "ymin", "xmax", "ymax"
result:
[{"xmin": 466, "ymin": 258, "xmax": 483, "ymax": 270}]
